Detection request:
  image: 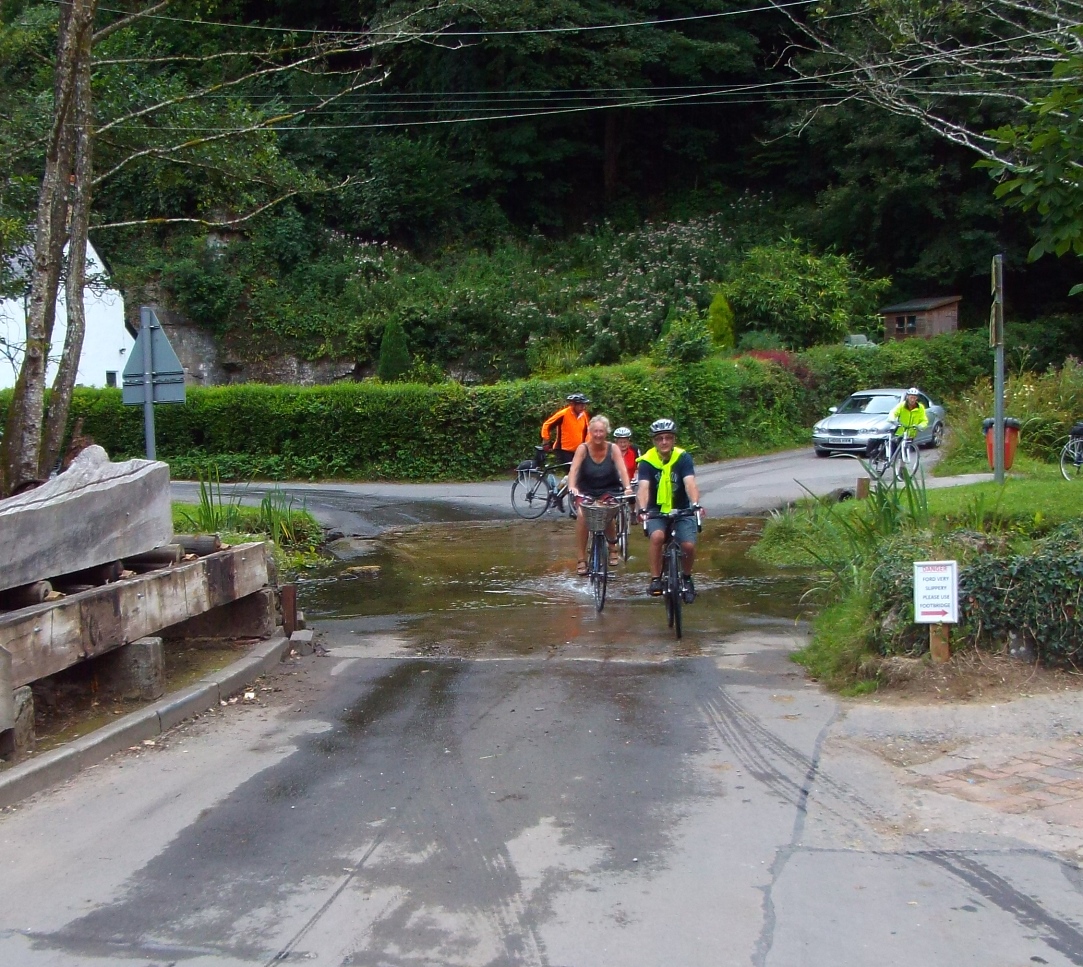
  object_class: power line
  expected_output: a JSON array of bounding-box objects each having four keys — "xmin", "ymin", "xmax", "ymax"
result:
[{"xmin": 75, "ymin": 0, "xmax": 821, "ymax": 37}]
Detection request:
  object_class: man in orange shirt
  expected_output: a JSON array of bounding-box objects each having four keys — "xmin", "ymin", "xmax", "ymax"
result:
[{"xmin": 541, "ymin": 393, "xmax": 590, "ymax": 466}]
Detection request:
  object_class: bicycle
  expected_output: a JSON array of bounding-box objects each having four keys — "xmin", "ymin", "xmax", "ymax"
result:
[
  {"xmin": 511, "ymin": 446, "xmax": 572, "ymax": 519},
  {"xmin": 866, "ymin": 423, "xmax": 920, "ymax": 481},
  {"xmin": 579, "ymin": 495, "xmax": 622, "ymax": 612},
  {"xmin": 614, "ymin": 491, "xmax": 635, "ymax": 562},
  {"xmin": 1059, "ymin": 423, "xmax": 1083, "ymax": 480},
  {"xmin": 644, "ymin": 506, "xmax": 702, "ymax": 639}
]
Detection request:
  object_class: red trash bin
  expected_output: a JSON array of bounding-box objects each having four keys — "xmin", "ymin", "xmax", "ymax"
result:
[{"xmin": 982, "ymin": 417, "xmax": 1021, "ymax": 470}]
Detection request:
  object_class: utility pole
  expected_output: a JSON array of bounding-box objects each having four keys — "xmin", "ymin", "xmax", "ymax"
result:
[{"xmin": 991, "ymin": 254, "xmax": 1006, "ymax": 485}]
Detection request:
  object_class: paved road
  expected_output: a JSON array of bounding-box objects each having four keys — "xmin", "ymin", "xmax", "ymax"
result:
[
  {"xmin": 5, "ymin": 449, "xmax": 1076, "ymax": 967},
  {"xmin": 171, "ymin": 446, "xmax": 985, "ymax": 534}
]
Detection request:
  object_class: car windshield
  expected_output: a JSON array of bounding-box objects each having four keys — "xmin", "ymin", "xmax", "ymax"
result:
[{"xmin": 836, "ymin": 394, "xmax": 898, "ymax": 415}]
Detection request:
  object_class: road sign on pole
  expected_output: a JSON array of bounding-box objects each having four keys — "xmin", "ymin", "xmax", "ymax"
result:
[
  {"xmin": 122, "ymin": 306, "xmax": 186, "ymax": 459},
  {"xmin": 913, "ymin": 560, "xmax": 958, "ymax": 624}
]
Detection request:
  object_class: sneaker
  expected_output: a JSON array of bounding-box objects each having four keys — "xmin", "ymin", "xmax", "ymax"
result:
[
  {"xmin": 682, "ymin": 575, "xmax": 696, "ymax": 603},
  {"xmin": 555, "ymin": 496, "xmax": 565, "ymax": 513},
  {"xmin": 648, "ymin": 576, "xmax": 663, "ymax": 596}
]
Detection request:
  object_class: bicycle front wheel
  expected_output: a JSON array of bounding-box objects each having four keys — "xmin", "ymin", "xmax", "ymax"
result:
[
  {"xmin": 898, "ymin": 437, "xmax": 920, "ymax": 476},
  {"xmin": 590, "ymin": 532, "xmax": 608, "ymax": 611},
  {"xmin": 511, "ymin": 470, "xmax": 552, "ymax": 519},
  {"xmin": 1061, "ymin": 439, "xmax": 1083, "ymax": 480},
  {"xmin": 667, "ymin": 542, "xmax": 683, "ymax": 639}
]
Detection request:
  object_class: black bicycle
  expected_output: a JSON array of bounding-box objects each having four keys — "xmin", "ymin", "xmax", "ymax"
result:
[
  {"xmin": 511, "ymin": 447, "xmax": 572, "ymax": 519},
  {"xmin": 579, "ymin": 496, "xmax": 622, "ymax": 612},
  {"xmin": 645, "ymin": 507, "xmax": 702, "ymax": 639}
]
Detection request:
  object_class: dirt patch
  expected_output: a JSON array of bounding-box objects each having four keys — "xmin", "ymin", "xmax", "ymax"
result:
[{"xmin": 865, "ymin": 650, "xmax": 1083, "ymax": 704}]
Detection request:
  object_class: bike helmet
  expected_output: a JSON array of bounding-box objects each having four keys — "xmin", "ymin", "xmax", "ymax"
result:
[
  {"xmin": 566, "ymin": 392, "xmax": 590, "ymax": 404},
  {"xmin": 906, "ymin": 387, "xmax": 920, "ymax": 396},
  {"xmin": 613, "ymin": 426, "xmax": 633, "ymax": 439},
  {"xmin": 650, "ymin": 418, "xmax": 677, "ymax": 436}
]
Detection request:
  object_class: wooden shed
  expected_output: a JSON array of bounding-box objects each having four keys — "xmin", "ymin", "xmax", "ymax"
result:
[{"xmin": 879, "ymin": 296, "xmax": 960, "ymax": 342}]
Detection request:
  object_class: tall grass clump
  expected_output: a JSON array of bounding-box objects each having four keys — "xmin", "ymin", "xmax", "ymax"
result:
[{"xmin": 938, "ymin": 358, "xmax": 1083, "ymax": 473}]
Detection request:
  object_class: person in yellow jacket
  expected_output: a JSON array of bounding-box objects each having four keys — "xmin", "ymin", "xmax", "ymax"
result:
[
  {"xmin": 890, "ymin": 388, "xmax": 928, "ymax": 439},
  {"xmin": 636, "ymin": 419, "xmax": 704, "ymax": 601},
  {"xmin": 541, "ymin": 393, "xmax": 590, "ymax": 465}
]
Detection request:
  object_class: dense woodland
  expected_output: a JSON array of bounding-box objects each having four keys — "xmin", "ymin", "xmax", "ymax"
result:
[{"xmin": 1, "ymin": 0, "xmax": 1082, "ymax": 490}]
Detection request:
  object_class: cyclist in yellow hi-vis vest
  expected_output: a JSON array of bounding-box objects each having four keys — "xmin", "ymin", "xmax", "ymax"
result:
[
  {"xmin": 890, "ymin": 388, "xmax": 928, "ymax": 439},
  {"xmin": 636, "ymin": 419, "xmax": 704, "ymax": 600}
]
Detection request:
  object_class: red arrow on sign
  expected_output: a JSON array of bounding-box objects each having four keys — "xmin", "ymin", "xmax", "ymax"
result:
[{"xmin": 921, "ymin": 609, "xmax": 949, "ymax": 617}]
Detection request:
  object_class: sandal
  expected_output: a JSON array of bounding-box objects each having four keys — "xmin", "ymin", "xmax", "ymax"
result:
[
  {"xmin": 576, "ymin": 560, "xmax": 588, "ymax": 576},
  {"xmin": 609, "ymin": 549, "xmax": 620, "ymax": 567}
]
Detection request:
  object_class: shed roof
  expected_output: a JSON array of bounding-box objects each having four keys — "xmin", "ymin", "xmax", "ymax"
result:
[{"xmin": 879, "ymin": 296, "xmax": 961, "ymax": 314}]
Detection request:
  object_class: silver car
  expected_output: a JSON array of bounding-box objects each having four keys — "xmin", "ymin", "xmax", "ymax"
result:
[{"xmin": 812, "ymin": 388, "xmax": 946, "ymax": 457}]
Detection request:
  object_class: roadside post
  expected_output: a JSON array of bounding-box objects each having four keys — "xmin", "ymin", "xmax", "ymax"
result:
[
  {"xmin": 914, "ymin": 560, "xmax": 959, "ymax": 663},
  {"xmin": 122, "ymin": 306, "xmax": 186, "ymax": 459},
  {"xmin": 990, "ymin": 254, "xmax": 1006, "ymax": 484}
]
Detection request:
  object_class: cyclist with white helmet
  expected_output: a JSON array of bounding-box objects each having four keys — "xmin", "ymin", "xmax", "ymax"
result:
[
  {"xmin": 541, "ymin": 392, "xmax": 590, "ymax": 466},
  {"xmin": 890, "ymin": 388, "xmax": 928, "ymax": 441},
  {"xmin": 636, "ymin": 419, "xmax": 704, "ymax": 600},
  {"xmin": 612, "ymin": 425, "xmax": 639, "ymax": 479}
]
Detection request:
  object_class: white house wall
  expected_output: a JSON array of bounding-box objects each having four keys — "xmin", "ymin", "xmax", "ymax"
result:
[{"xmin": 0, "ymin": 242, "xmax": 130, "ymax": 390}]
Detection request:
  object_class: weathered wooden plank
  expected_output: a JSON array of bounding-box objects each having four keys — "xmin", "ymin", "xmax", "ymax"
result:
[
  {"xmin": 1, "ymin": 543, "xmax": 269, "ymax": 687},
  {"xmin": 0, "ymin": 446, "xmax": 172, "ymax": 593}
]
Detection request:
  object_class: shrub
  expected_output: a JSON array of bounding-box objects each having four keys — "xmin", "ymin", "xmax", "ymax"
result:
[
  {"xmin": 653, "ymin": 312, "xmax": 713, "ymax": 364},
  {"xmin": 723, "ymin": 237, "xmax": 890, "ymax": 349},
  {"xmin": 376, "ymin": 316, "xmax": 412, "ymax": 382},
  {"xmin": 707, "ymin": 291, "xmax": 736, "ymax": 349}
]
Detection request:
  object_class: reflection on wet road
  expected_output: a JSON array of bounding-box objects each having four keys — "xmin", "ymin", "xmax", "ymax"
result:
[{"xmin": 301, "ymin": 517, "xmax": 811, "ymax": 660}]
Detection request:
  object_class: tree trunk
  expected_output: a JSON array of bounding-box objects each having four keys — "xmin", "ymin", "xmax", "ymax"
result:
[
  {"xmin": 42, "ymin": 19, "xmax": 95, "ymax": 478},
  {"xmin": 603, "ymin": 109, "xmax": 629, "ymax": 205},
  {"xmin": 0, "ymin": 0, "xmax": 97, "ymax": 496}
]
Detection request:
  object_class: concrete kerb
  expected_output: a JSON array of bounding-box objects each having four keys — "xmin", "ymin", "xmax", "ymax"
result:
[{"xmin": 0, "ymin": 634, "xmax": 291, "ymax": 809}]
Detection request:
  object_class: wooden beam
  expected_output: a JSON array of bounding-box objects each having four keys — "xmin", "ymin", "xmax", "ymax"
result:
[{"xmin": 0, "ymin": 543, "xmax": 269, "ymax": 688}]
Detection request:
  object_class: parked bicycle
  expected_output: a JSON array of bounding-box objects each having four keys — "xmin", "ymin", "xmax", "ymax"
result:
[
  {"xmin": 511, "ymin": 446, "xmax": 572, "ymax": 519},
  {"xmin": 1060, "ymin": 423, "xmax": 1083, "ymax": 480},
  {"xmin": 578, "ymin": 495, "xmax": 624, "ymax": 611},
  {"xmin": 644, "ymin": 507, "xmax": 702, "ymax": 639},
  {"xmin": 614, "ymin": 493, "xmax": 635, "ymax": 562},
  {"xmin": 866, "ymin": 422, "xmax": 920, "ymax": 481}
]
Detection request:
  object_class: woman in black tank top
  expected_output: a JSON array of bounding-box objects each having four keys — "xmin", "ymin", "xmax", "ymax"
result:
[{"xmin": 567, "ymin": 415, "xmax": 634, "ymax": 575}]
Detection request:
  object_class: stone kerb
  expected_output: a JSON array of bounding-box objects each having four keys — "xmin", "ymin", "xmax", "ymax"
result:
[{"xmin": 0, "ymin": 446, "xmax": 172, "ymax": 594}]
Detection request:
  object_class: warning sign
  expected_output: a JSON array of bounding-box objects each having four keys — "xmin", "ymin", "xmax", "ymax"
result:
[{"xmin": 913, "ymin": 560, "xmax": 958, "ymax": 624}]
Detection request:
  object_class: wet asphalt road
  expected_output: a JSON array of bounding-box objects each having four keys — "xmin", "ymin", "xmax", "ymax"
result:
[{"xmin": 2, "ymin": 453, "xmax": 1080, "ymax": 966}]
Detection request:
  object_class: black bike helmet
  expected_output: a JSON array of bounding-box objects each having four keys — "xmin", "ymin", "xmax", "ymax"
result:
[
  {"xmin": 650, "ymin": 418, "xmax": 677, "ymax": 436},
  {"xmin": 566, "ymin": 392, "xmax": 590, "ymax": 404}
]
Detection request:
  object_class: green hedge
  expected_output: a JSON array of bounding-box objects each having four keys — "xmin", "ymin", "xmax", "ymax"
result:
[
  {"xmin": 798, "ymin": 330, "xmax": 991, "ymax": 419},
  {"xmin": 0, "ymin": 330, "xmax": 996, "ymax": 481},
  {"xmin": 0, "ymin": 359, "xmax": 803, "ymax": 480}
]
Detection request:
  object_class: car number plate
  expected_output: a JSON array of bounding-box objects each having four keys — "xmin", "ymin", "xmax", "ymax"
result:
[{"xmin": 834, "ymin": 437, "xmax": 854, "ymax": 444}]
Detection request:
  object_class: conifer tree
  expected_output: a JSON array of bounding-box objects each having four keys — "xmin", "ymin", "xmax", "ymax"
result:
[{"xmin": 377, "ymin": 316, "xmax": 411, "ymax": 382}]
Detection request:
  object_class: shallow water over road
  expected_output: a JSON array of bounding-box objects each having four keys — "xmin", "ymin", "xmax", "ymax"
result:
[{"xmin": 300, "ymin": 517, "xmax": 811, "ymax": 660}]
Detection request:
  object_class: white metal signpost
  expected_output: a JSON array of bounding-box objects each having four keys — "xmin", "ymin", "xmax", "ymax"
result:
[{"xmin": 914, "ymin": 560, "xmax": 958, "ymax": 662}]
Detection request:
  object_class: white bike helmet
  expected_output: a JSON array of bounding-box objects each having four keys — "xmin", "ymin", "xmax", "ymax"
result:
[
  {"xmin": 906, "ymin": 387, "xmax": 920, "ymax": 396},
  {"xmin": 613, "ymin": 426, "xmax": 633, "ymax": 439},
  {"xmin": 650, "ymin": 418, "xmax": 677, "ymax": 436}
]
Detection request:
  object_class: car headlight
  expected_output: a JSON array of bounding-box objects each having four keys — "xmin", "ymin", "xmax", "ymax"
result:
[{"xmin": 813, "ymin": 422, "xmax": 824, "ymax": 432}]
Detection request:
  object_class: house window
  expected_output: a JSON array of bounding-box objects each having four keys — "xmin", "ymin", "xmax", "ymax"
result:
[
  {"xmin": 895, "ymin": 315, "xmax": 905, "ymax": 333},
  {"xmin": 105, "ymin": 371, "xmax": 117, "ymax": 388},
  {"xmin": 906, "ymin": 315, "xmax": 917, "ymax": 334}
]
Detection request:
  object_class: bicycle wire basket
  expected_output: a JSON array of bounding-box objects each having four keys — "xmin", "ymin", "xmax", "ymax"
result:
[{"xmin": 579, "ymin": 501, "xmax": 620, "ymax": 531}]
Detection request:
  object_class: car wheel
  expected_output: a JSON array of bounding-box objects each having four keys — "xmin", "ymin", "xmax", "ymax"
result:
[
  {"xmin": 814, "ymin": 447, "xmax": 830, "ymax": 458},
  {"xmin": 930, "ymin": 422, "xmax": 944, "ymax": 448}
]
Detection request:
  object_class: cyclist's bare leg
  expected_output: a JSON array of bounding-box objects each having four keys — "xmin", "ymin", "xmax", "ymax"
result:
[
  {"xmin": 648, "ymin": 528, "xmax": 666, "ymax": 577},
  {"xmin": 680, "ymin": 541, "xmax": 696, "ymax": 575},
  {"xmin": 574, "ymin": 513, "xmax": 590, "ymax": 564}
]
